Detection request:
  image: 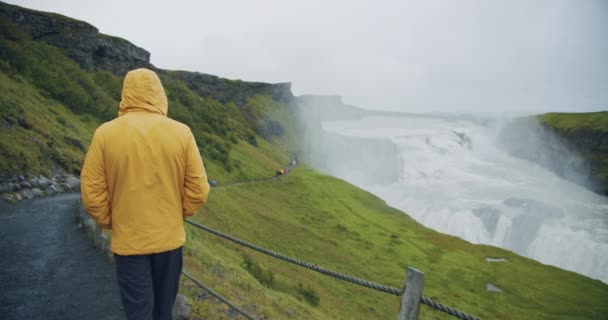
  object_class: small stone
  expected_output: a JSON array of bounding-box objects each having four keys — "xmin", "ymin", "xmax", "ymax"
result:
[
  {"xmin": 45, "ymin": 184, "xmax": 60, "ymax": 195},
  {"xmin": 172, "ymin": 294, "xmax": 192, "ymax": 320},
  {"xmin": 486, "ymin": 283, "xmax": 503, "ymax": 292},
  {"xmin": 486, "ymin": 257, "xmax": 508, "ymax": 263},
  {"xmin": 18, "ymin": 175, "xmax": 25, "ymax": 182},
  {"xmin": 29, "ymin": 179, "xmax": 39, "ymax": 188},
  {"xmin": 20, "ymin": 181, "xmax": 31, "ymax": 189},
  {"xmin": 31, "ymin": 188, "xmax": 43, "ymax": 197},
  {"xmin": 21, "ymin": 189, "xmax": 34, "ymax": 199},
  {"xmin": 14, "ymin": 193, "xmax": 22, "ymax": 201},
  {"xmin": 37, "ymin": 178, "xmax": 50, "ymax": 188},
  {"xmin": 2, "ymin": 194, "xmax": 13, "ymax": 202},
  {"xmin": 65, "ymin": 176, "xmax": 81, "ymax": 190}
]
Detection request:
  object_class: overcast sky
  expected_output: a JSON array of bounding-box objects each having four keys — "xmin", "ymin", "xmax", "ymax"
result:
[{"xmin": 7, "ymin": 0, "xmax": 608, "ymax": 113}]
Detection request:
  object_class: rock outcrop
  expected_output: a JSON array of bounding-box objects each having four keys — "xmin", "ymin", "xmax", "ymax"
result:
[
  {"xmin": 542, "ymin": 126, "xmax": 608, "ymax": 196},
  {"xmin": 498, "ymin": 114, "xmax": 608, "ymax": 196},
  {"xmin": 0, "ymin": 2, "xmax": 151, "ymax": 76},
  {"xmin": 166, "ymin": 70, "xmax": 294, "ymax": 106}
]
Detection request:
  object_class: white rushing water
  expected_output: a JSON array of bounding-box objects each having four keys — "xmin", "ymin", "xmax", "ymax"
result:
[{"xmin": 317, "ymin": 114, "xmax": 608, "ymax": 283}]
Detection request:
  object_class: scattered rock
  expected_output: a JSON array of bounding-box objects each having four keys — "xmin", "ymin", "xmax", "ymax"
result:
[
  {"xmin": 65, "ymin": 176, "xmax": 81, "ymax": 190},
  {"xmin": 172, "ymin": 294, "xmax": 192, "ymax": 320},
  {"xmin": 486, "ymin": 283, "xmax": 503, "ymax": 292},
  {"xmin": 486, "ymin": 257, "xmax": 508, "ymax": 263},
  {"xmin": 20, "ymin": 188, "xmax": 34, "ymax": 199},
  {"xmin": 2, "ymin": 194, "xmax": 13, "ymax": 202},
  {"xmin": 0, "ymin": 183, "xmax": 13, "ymax": 193},
  {"xmin": 31, "ymin": 188, "xmax": 44, "ymax": 197},
  {"xmin": 18, "ymin": 175, "xmax": 25, "ymax": 182},
  {"xmin": 14, "ymin": 193, "xmax": 22, "ymax": 201},
  {"xmin": 37, "ymin": 178, "xmax": 51, "ymax": 188},
  {"xmin": 45, "ymin": 184, "xmax": 61, "ymax": 195},
  {"xmin": 29, "ymin": 179, "xmax": 39, "ymax": 188}
]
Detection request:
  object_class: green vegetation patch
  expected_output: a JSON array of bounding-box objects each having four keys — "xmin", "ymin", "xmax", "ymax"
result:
[
  {"xmin": 539, "ymin": 112, "xmax": 608, "ymax": 132},
  {"xmin": 183, "ymin": 167, "xmax": 608, "ymax": 319}
]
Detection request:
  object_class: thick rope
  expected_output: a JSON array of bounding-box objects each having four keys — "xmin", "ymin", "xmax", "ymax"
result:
[
  {"xmin": 185, "ymin": 219, "xmax": 481, "ymax": 320},
  {"xmin": 185, "ymin": 219, "xmax": 402, "ymax": 295},
  {"xmin": 182, "ymin": 271, "xmax": 258, "ymax": 320},
  {"xmin": 420, "ymin": 296, "xmax": 480, "ymax": 320}
]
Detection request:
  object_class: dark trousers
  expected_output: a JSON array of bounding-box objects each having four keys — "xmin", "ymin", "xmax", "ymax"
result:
[{"xmin": 114, "ymin": 246, "xmax": 183, "ymax": 320}]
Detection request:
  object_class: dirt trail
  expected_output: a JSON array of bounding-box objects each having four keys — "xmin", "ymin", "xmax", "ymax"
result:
[{"xmin": 0, "ymin": 193, "xmax": 125, "ymax": 320}]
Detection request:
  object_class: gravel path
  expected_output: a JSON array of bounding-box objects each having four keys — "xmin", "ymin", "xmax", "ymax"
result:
[{"xmin": 0, "ymin": 193, "xmax": 125, "ymax": 320}]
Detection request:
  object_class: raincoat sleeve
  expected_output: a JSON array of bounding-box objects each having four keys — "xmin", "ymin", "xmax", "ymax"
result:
[
  {"xmin": 183, "ymin": 130, "xmax": 210, "ymax": 217},
  {"xmin": 81, "ymin": 129, "xmax": 112, "ymax": 229}
]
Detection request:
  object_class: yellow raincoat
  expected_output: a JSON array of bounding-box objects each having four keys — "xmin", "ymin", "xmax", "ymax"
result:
[{"xmin": 81, "ymin": 68, "xmax": 210, "ymax": 255}]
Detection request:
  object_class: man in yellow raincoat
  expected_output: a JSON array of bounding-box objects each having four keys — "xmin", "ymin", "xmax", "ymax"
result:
[{"xmin": 81, "ymin": 68, "xmax": 210, "ymax": 320}]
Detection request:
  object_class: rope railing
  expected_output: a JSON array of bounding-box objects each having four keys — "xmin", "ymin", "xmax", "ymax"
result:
[
  {"xmin": 185, "ymin": 219, "xmax": 480, "ymax": 320},
  {"xmin": 185, "ymin": 219, "xmax": 402, "ymax": 296},
  {"xmin": 182, "ymin": 271, "xmax": 259, "ymax": 320}
]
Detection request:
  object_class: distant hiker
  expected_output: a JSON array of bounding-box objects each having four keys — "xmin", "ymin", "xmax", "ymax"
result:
[{"xmin": 81, "ymin": 68, "xmax": 210, "ymax": 320}]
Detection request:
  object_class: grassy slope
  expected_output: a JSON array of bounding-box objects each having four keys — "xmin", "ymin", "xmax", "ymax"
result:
[
  {"xmin": 0, "ymin": 70, "xmax": 101, "ymax": 175},
  {"xmin": 539, "ymin": 112, "xmax": 608, "ymax": 132},
  {"xmin": 183, "ymin": 164, "xmax": 608, "ymax": 320}
]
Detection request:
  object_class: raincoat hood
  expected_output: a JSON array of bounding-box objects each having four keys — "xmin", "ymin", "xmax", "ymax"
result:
[{"xmin": 118, "ymin": 68, "xmax": 168, "ymax": 116}]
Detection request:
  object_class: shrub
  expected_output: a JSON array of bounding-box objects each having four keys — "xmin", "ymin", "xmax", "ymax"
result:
[
  {"xmin": 56, "ymin": 115, "xmax": 67, "ymax": 126},
  {"xmin": 297, "ymin": 283, "xmax": 320, "ymax": 306},
  {"xmin": 241, "ymin": 254, "xmax": 275, "ymax": 288}
]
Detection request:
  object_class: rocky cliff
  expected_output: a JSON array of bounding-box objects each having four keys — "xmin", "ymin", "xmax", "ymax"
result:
[
  {"xmin": 0, "ymin": 2, "xmax": 150, "ymax": 75},
  {"xmin": 0, "ymin": 1, "xmax": 293, "ymax": 105},
  {"xmin": 538, "ymin": 112, "xmax": 608, "ymax": 195},
  {"xmin": 498, "ymin": 112, "xmax": 608, "ymax": 196},
  {"xmin": 167, "ymin": 70, "xmax": 293, "ymax": 106}
]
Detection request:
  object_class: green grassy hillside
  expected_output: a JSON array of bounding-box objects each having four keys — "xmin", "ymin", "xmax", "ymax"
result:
[
  {"xmin": 181, "ymin": 167, "xmax": 608, "ymax": 320},
  {"xmin": 1, "ymin": 3, "xmax": 607, "ymax": 319},
  {"xmin": 539, "ymin": 112, "xmax": 608, "ymax": 131},
  {"xmin": 0, "ymin": 8, "xmax": 289, "ymax": 178}
]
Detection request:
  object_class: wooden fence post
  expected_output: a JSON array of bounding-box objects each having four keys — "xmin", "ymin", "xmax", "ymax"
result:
[{"xmin": 397, "ymin": 267, "xmax": 425, "ymax": 320}]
